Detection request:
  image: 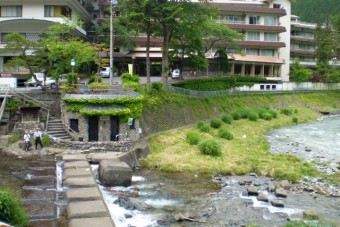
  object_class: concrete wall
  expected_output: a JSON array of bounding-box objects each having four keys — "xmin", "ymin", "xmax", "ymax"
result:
[{"xmin": 235, "ymin": 82, "xmax": 340, "ymax": 91}]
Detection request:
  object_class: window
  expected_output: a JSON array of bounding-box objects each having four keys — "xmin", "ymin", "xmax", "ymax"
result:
[
  {"xmin": 249, "ymin": 16, "xmax": 260, "ymax": 25},
  {"xmin": 272, "ymin": 85, "xmax": 277, "ymax": 90},
  {"xmin": 70, "ymin": 119, "xmax": 79, "ymax": 132},
  {"xmin": 261, "ymin": 49, "xmax": 275, "ymax": 56},
  {"xmin": 264, "ymin": 16, "xmax": 278, "ymax": 26},
  {"xmin": 0, "ymin": 6, "xmax": 22, "ymax": 17},
  {"xmin": 44, "ymin": 6, "xmax": 71, "ymax": 17},
  {"xmin": 273, "ymin": 4, "xmax": 281, "ymax": 8},
  {"xmin": 260, "ymin": 85, "xmax": 265, "ymax": 90},
  {"xmin": 247, "ymin": 31, "xmax": 260, "ymax": 41},
  {"xmin": 264, "ymin": 32, "xmax": 277, "ymax": 41},
  {"xmin": 246, "ymin": 48, "xmax": 260, "ymax": 56}
]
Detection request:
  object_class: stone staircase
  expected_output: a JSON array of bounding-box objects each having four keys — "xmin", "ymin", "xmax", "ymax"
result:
[{"xmin": 47, "ymin": 119, "xmax": 72, "ymax": 140}]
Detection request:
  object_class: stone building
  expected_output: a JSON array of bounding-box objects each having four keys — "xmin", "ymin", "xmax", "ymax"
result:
[{"xmin": 61, "ymin": 92, "xmax": 143, "ymax": 142}]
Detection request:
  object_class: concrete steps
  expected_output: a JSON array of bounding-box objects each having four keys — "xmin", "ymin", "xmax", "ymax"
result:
[
  {"xmin": 47, "ymin": 119, "xmax": 72, "ymax": 140},
  {"xmin": 62, "ymin": 154, "xmax": 115, "ymax": 227}
]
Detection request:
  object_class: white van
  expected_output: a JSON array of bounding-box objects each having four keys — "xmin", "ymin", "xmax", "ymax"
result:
[{"xmin": 100, "ymin": 67, "xmax": 110, "ymax": 78}]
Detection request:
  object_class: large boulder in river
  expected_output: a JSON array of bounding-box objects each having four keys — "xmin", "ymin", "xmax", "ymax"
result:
[
  {"xmin": 247, "ymin": 186, "xmax": 259, "ymax": 196},
  {"xmin": 275, "ymin": 188, "xmax": 288, "ymax": 198},
  {"xmin": 98, "ymin": 160, "xmax": 133, "ymax": 187}
]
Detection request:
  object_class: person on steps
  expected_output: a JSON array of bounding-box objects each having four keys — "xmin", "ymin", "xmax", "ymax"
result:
[
  {"xmin": 34, "ymin": 128, "xmax": 43, "ymax": 150},
  {"xmin": 24, "ymin": 131, "xmax": 31, "ymax": 151}
]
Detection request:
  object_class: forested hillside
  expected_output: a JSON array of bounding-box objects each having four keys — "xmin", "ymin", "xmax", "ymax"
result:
[{"xmin": 292, "ymin": 0, "xmax": 340, "ymax": 24}]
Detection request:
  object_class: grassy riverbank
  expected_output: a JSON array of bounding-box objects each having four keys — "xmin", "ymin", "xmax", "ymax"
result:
[{"xmin": 141, "ymin": 91, "xmax": 340, "ymax": 182}]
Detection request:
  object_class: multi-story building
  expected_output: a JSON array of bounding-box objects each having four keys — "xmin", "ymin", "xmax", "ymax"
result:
[
  {"xmin": 0, "ymin": 0, "xmax": 321, "ymax": 83},
  {"xmin": 0, "ymin": 0, "xmax": 96, "ymax": 83},
  {"xmin": 290, "ymin": 15, "xmax": 317, "ymax": 68}
]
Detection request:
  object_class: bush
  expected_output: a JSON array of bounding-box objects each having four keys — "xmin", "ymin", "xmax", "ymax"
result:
[
  {"xmin": 210, "ymin": 118, "xmax": 222, "ymax": 128},
  {"xmin": 42, "ymin": 134, "xmax": 51, "ymax": 146},
  {"xmin": 66, "ymin": 72, "xmax": 79, "ymax": 85},
  {"xmin": 88, "ymin": 74, "xmax": 103, "ymax": 84},
  {"xmin": 150, "ymin": 82, "xmax": 163, "ymax": 93},
  {"xmin": 199, "ymin": 139, "xmax": 222, "ymax": 157},
  {"xmin": 231, "ymin": 112, "xmax": 241, "ymax": 120},
  {"xmin": 88, "ymin": 82, "xmax": 110, "ymax": 90},
  {"xmin": 248, "ymin": 112, "xmax": 258, "ymax": 121},
  {"xmin": 186, "ymin": 131, "xmax": 201, "ymax": 145},
  {"xmin": 292, "ymin": 117, "xmax": 299, "ymax": 124},
  {"xmin": 218, "ymin": 128, "xmax": 234, "ymax": 140},
  {"xmin": 280, "ymin": 108, "xmax": 293, "ymax": 116},
  {"xmin": 121, "ymin": 73, "xmax": 139, "ymax": 84},
  {"xmin": 221, "ymin": 114, "xmax": 233, "ymax": 124},
  {"xmin": 196, "ymin": 120, "xmax": 205, "ymax": 129},
  {"xmin": 237, "ymin": 108, "xmax": 251, "ymax": 119},
  {"xmin": 268, "ymin": 109, "xmax": 278, "ymax": 118},
  {"xmin": 261, "ymin": 112, "xmax": 274, "ymax": 121},
  {"xmin": 0, "ymin": 189, "xmax": 30, "ymax": 227},
  {"xmin": 8, "ymin": 133, "xmax": 21, "ymax": 144},
  {"xmin": 199, "ymin": 124, "xmax": 211, "ymax": 133}
]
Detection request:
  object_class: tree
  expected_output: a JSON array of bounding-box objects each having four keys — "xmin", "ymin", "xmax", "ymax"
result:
[
  {"xmin": 3, "ymin": 33, "xmax": 47, "ymax": 88},
  {"xmin": 290, "ymin": 60, "xmax": 313, "ymax": 82}
]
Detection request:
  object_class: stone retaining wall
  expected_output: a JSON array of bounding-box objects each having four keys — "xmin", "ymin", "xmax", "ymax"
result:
[{"xmin": 51, "ymin": 139, "xmax": 132, "ymax": 153}]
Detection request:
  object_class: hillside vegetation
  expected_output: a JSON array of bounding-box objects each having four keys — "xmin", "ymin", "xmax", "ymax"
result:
[{"xmin": 292, "ymin": 0, "xmax": 340, "ymax": 23}]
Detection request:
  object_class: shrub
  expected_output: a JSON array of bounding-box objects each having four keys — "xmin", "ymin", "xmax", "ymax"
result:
[
  {"xmin": 199, "ymin": 124, "xmax": 211, "ymax": 133},
  {"xmin": 280, "ymin": 108, "xmax": 293, "ymax": 116},
  {"xmin": 88, "ymin": 82, "xmax": 110, "ymax": 90},
  {"xmin": 248, "ymin": 112, "xmax": 258, "ymax": 121},
  {"xmin": 268, "ymin": 109, "xmax": 278, "ymax": 118},
  {"xmin": 42, "ymin": 134, "xmax": 51, "ymax": 146},
  {"xmin": 218, "ymin": 128, "xmax": 234, "ymax": 140},
  {"xmin": 237, "ymin": 108, "xmax": 251, "ymax": 119},
  {"xmin": 196, "ymin": 120, "xmax": 205, "ymax": 129},
  {"xmin": 88, "ymin": 74, "xmax": 103, "ymax": 84},
  {"xmin": 121, "ymin": 73, "xmax": 139, "ymax": 84},
  {"xmin": 231, "ymin": 112, "xmax": 241, "ymax": 120},
  {"xmin": 221, "ymin": 114, "xmax": 233, "ymax": 124},
  {"xmin": 261, "ymin": 112, "xmax": 273, "ymax": 121},
  {"xmin": 66, "ymin": 72, "xmax": 79, "ymax": 85},
  {"xmin": 150, "ymin": 82, "xmax": 163, "ymax": 93},
  {"xmin": 292, "ymin": 117, "xmax": 299, "ymax": 125},
  {"xmin": 8, "ymin": 133, "xmax": 21, "ymax": 144},
  {"xmin": 186, "ymin": 131, "xmax": 201, "ymax": 145},
  {"xmin": 199, "ymin": 139, "xmax": 222, "ymax": 157},
  {"xmin": 210, "ymin": 118, "xmax": 222, "ymax": 128},
  {"xmin": 0, "ymin": 189, "xmax": 30, "ymax": 227}
]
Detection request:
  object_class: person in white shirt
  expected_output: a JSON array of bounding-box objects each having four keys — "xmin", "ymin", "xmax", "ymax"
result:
[
  {"xmin": 34, "ymin": 128, "xmax": 44, "ymax": 150},
  {"xmin": 24, "ymin": 131, "xmax": 31, "ymax": 151}
]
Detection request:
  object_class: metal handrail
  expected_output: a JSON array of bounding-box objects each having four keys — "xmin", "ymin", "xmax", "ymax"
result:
[{"xmin": 0, "ymin": 91, "xmax": 8, "ymax": 122}]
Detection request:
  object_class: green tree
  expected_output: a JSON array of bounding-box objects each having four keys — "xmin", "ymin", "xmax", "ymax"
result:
[{"xmin": 290, "ymin": 60, "xmax": 313, "ymax": 82}]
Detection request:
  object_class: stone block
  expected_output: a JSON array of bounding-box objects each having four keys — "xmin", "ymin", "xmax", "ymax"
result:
[
  {"xmin": 63, "ymin": 154, "xmax": 88, "ymax": 161},
  {"xmin": 64, "ymin": 161, "xmax": 89, "ymax": 169},
  {"xmin": 271, "ymin": 199, "xmax": 284, "ymax": 207},
  {"xmin": 275, "ymin": 188, "xmax": 288, "ymax": 198},
  {"xmin": 66, "ymin": 187, "xmax": 101, "ymax": 200},
  {"xmin": 247, "ymin": 186, "xmax": 259, "ymax": 196},
  {"xmin": 88, "ymin": 152, "xmax": 120, "ymax": 163},
  {"xmin": 257, "ymin": 194, "xmax": 269, "ymax": 202},
  {"xmin": 64, "ymin": 176, "xmax": 96, "ymax": 187},
  {"xmin": 64, "ymin": 168, "xmax": 92, "ymax": 179},
  {"xmin": 98, "ymin": 160, "xmax": 133, "ymax": 187},
  {"xmin": 68, "ymin": 217, "xmax": 114, "ymax": 227},
  {"xmin": 67, "ymin": 200, "xmax": 108, "ymax": 218}
]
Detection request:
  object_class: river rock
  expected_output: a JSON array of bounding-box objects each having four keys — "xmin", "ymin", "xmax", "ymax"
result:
[
  {"xmin": 271, "ymin": 199, "xmax": 284, "ymax": 207},
  {"xmin": 98, "ymin": 160, "xmax": 133, "ymax": 187},
  {"xmin": 174, "ymin": 212, "xmax": 193, "ymax": 222},
  {"xmin": 257, "ymin": 194, "xmax": 269, "ymax": 202},
  {"xmin": 247, "ymin": 186, "xmax": 259, "ymax": 196},
  {"xmin": 303, "ymin": 210, "xmax": 319, "ymax": 220},
  {"xmin": 114, "ymin": 196, "xmax": 151, "ymax": 210},
  {"xmin": 163, "ymin": 205, "xmax": 176, "ymax": 212},
  {"xmin": 275, "ymin": 188, "xmax": 288, "ymax": 198},
  {"xmin": 280, "ymin": 180, "xmax": 291, "ymax": 190},
  {"xmin": 305, "ymin": 147, "xmax": 312, "ymax": 152},
  {"xmin": 268, "ymin": 184, "xmax": 276, "ymax": 192}
]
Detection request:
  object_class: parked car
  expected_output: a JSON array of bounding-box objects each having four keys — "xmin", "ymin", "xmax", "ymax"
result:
[
  {"xmin": 25, "ymin": 73, "xmax": 57, "ymax": 89},
  {"xmin": 100, "ymin": 67, "xmax": 110, "ymax": 78},
  {"xmin": 171, "ymin": 69, "xmax": 181, "ymax": 79}
]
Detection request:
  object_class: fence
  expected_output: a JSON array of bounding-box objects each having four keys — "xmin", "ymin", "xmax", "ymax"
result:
[{"xmin": 167, "ymin": 82, "xmax": 340, "ymax": 97}]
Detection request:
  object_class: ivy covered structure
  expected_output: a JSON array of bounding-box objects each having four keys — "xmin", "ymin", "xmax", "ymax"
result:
[{"xmin": 61, "ymin": 92, "xmax": 144, "ymax": 142}]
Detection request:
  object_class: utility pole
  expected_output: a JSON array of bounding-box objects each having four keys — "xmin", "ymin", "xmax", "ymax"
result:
[{"xmin": 109, "ymin": 0, "xmax": 117, "ymax": 85}]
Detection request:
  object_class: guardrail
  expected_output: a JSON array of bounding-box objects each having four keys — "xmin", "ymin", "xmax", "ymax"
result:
[
  {"xmin": 167, "ymin": 82, "xmax": 340, "ymax": 97},
  {"xmin": 0, "ymin": 92, "xmax": 8, "ymax": 122}
]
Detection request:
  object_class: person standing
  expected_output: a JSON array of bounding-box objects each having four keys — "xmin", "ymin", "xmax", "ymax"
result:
[
  {"xmin": 24, "ymin": 131, "xmax": 31, "ymax": 151},
  {"xmin": 34, "ymin": 128, "xmax": 43, "ymax": 150}
]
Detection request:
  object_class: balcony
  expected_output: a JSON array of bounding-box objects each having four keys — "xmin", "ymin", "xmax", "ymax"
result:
[
  {"xmin": 228, "ymin": 24, "xmax": 286, "ymax": 33},
  {"xmin": 239, "ymin": 41, "xmax": 286, "ymax": 48},
  {"xmin": 290, "ymin": 49, "xmax": 316, "ymax": 56},
  {"xmin": 290, "ymin": 36, "xmax": 314, "ymax": 43},
  {"xmin": 213, "ymin": 5, "xmax": 286, "ymax": 16}
]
